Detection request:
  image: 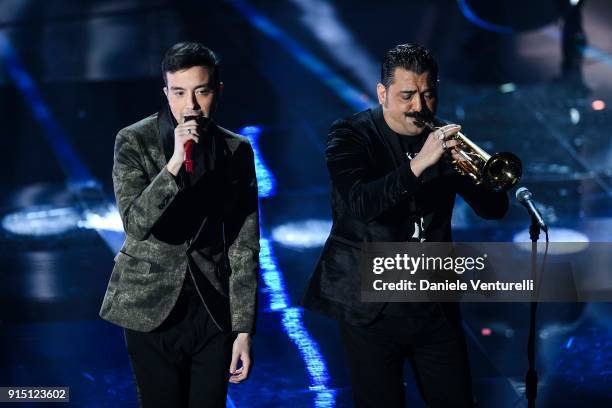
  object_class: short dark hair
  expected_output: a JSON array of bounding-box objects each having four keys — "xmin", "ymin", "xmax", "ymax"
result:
[
  {"xmin": 381, "ymin": 43, "xmax": 437, "ymax": 88},
  {"xmin": 161, "ymin": 42, "xmax": 220, "ymax": 87}
]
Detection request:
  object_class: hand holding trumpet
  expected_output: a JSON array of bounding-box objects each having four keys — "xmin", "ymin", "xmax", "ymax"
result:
[
  {"xmin": 409, "ymin": 124, "xmax": 463, "ymax": 178},
  {"xmin": 409, "ymin": 117, "xmax": 521, "ymax": 192}
]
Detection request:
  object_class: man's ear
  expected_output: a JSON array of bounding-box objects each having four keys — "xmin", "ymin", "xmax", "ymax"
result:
[
  {"xmin": 376, "ymin": 83, "xmax": 386, "ymax": 106},
  {"xmin": 163, "ymin": 86, "xmax": 169, "ymax": 98}
]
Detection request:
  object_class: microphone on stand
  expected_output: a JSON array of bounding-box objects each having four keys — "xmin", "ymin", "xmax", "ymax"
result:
[
  {"xmin": 516, "ymin": 187, "xmax": 547, "ymax": 232},
  {"xmin": 515, "ymin": 187, "xmax": 550, "ymax": 408}
]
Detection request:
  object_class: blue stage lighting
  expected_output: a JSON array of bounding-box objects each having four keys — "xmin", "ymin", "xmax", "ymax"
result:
[{"xmin": 271, "ymin": 219, "xmax": 332, "ymax": 248}]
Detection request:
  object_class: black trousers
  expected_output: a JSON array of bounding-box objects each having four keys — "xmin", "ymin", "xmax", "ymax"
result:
[
  {"xmin": 339, "ymin": 313, "xmax": 474, "ymax": 408},
  {"xmin": 124, "ymin": 278, "xmax": 234, "ymax": 408}
]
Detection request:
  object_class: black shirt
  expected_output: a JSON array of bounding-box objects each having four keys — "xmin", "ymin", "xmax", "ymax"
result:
[{"xmin": 375, "ymin": 109, "xmax": 441, "ymax": 317}]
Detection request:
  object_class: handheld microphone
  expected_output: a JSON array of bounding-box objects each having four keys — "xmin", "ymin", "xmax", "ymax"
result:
[
  {"xmin": 515, "ymin": 187, "xmax": 547, "ymax": 231},
  {"xmin": 183, "ymin": 115, "xmax": 200, "ymax": 174},
  {"xmin": 182, "ymin": 114, "xmax": 212, "ymax": 174},
  {"xmin": 184, "ymin": 115, "xmax": 201, "ymax": 174}
]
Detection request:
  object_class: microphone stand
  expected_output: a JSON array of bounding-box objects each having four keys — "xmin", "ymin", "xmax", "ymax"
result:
[{"xmin": 526, "ymin": 216, "xmax": 541, "ymax": 408}]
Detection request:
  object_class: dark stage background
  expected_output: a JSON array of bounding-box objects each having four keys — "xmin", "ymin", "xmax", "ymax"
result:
[{"xmin": 1, "ymin": 0, "xmax": 611, "ymax": 406}]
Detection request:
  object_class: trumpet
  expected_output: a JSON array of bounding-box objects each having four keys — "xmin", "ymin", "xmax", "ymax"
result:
[{"xmin": 415, "ymin": 118, "xmax": 522, "ymax": 192}]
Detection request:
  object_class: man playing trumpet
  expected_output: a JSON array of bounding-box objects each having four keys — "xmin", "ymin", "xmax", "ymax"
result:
[{"xmin": 302, "ymin": 43, "xmax": 509, "ymax": 407}]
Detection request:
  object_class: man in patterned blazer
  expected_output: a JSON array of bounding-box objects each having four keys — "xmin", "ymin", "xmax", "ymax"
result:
[{"xmin": 100, "ymin": 42, "xmax": 259, "ymax": 407}]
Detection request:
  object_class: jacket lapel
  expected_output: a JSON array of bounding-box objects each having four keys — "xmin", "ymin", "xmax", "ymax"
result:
[
  {"xmin": 370, "ymin": 106, "xmax": 402, "ymax": 171},
  {"xmin": 154, "ymin": 105, "xmax": 176, "ymax": 173}
]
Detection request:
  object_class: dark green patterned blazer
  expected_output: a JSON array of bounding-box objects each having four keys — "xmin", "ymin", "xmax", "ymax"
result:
[{"xmin": 100, "ymin": 108, "xmax": 259, "ymax": 333}]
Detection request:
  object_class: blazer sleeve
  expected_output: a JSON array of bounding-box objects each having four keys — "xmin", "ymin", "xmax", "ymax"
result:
[
  {"xmin": 112, "ymin": 128, "xmax": 180, "ymax": 241},
  {"xmin": 325, "ymin": 121, "xmax": 421, "ymax": 222},
  {"xmin": 224, "ymin": 141, "xmax": 260, "ymax": 334},
  {"xmin": 452, "ymin": 174, "xmax": 509, "ymax": 219}
]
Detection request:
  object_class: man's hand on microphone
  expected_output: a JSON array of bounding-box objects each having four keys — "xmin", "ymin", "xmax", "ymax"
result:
[
  {"xmin": 409, "ymin": 124, "xmax": 461, "ymax": 178},
  {"xmin": 166, "ymin": 119, "xmax": 200, "ymax": 176}
]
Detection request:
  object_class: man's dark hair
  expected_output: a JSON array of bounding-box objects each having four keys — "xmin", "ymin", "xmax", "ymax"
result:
[
  {"xmin": 381, "ymin": 43, "xmax": 437, "ymax": 88},
  {"xmin": 161, "ymin": 42, "xmax": 220, "ymax": 88}
]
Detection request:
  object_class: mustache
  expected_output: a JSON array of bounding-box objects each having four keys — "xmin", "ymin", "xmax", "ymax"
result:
[
  {"xmin": 405, "ymin": 111, "xmax": 433, "ymax": 120},
  {"xmin": 405, "ymin": 111, "xmax": 434, "ymax": 127}
]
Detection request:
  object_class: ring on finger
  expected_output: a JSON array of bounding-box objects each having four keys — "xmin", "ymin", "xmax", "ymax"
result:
[{"xmin": 442, "ymin": 140, "xmax": 448, "ymax": 149}]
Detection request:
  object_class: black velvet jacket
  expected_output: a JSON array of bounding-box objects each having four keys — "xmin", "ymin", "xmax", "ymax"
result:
[{"xmin": 301, "ymin": 106, "xmax": 509, "ymax": 325}]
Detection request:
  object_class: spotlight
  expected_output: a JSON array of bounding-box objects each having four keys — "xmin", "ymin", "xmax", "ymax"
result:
[
  {"xmin": 569, "ymin": 108, "xmax": 580, "ymax": 124},
  {"xmin": 272, "ymin": 219, "xmax": 332, "ymax": 248},
  {"xmin": 592, "ymin": 100, "xmax": 605, "ymax": 111},
  {"xmin": 2, "ymin": 206, "xmax": 80, "ymax": 236},
  {"xmin": 513, "ymin": 227, "xmax": 589, "ymax": 254}
]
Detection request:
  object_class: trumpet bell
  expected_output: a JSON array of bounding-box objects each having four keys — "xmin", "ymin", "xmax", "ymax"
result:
[{"xmin": 482, "ymin": 152, "xmax": 522, "ymax": 192}]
